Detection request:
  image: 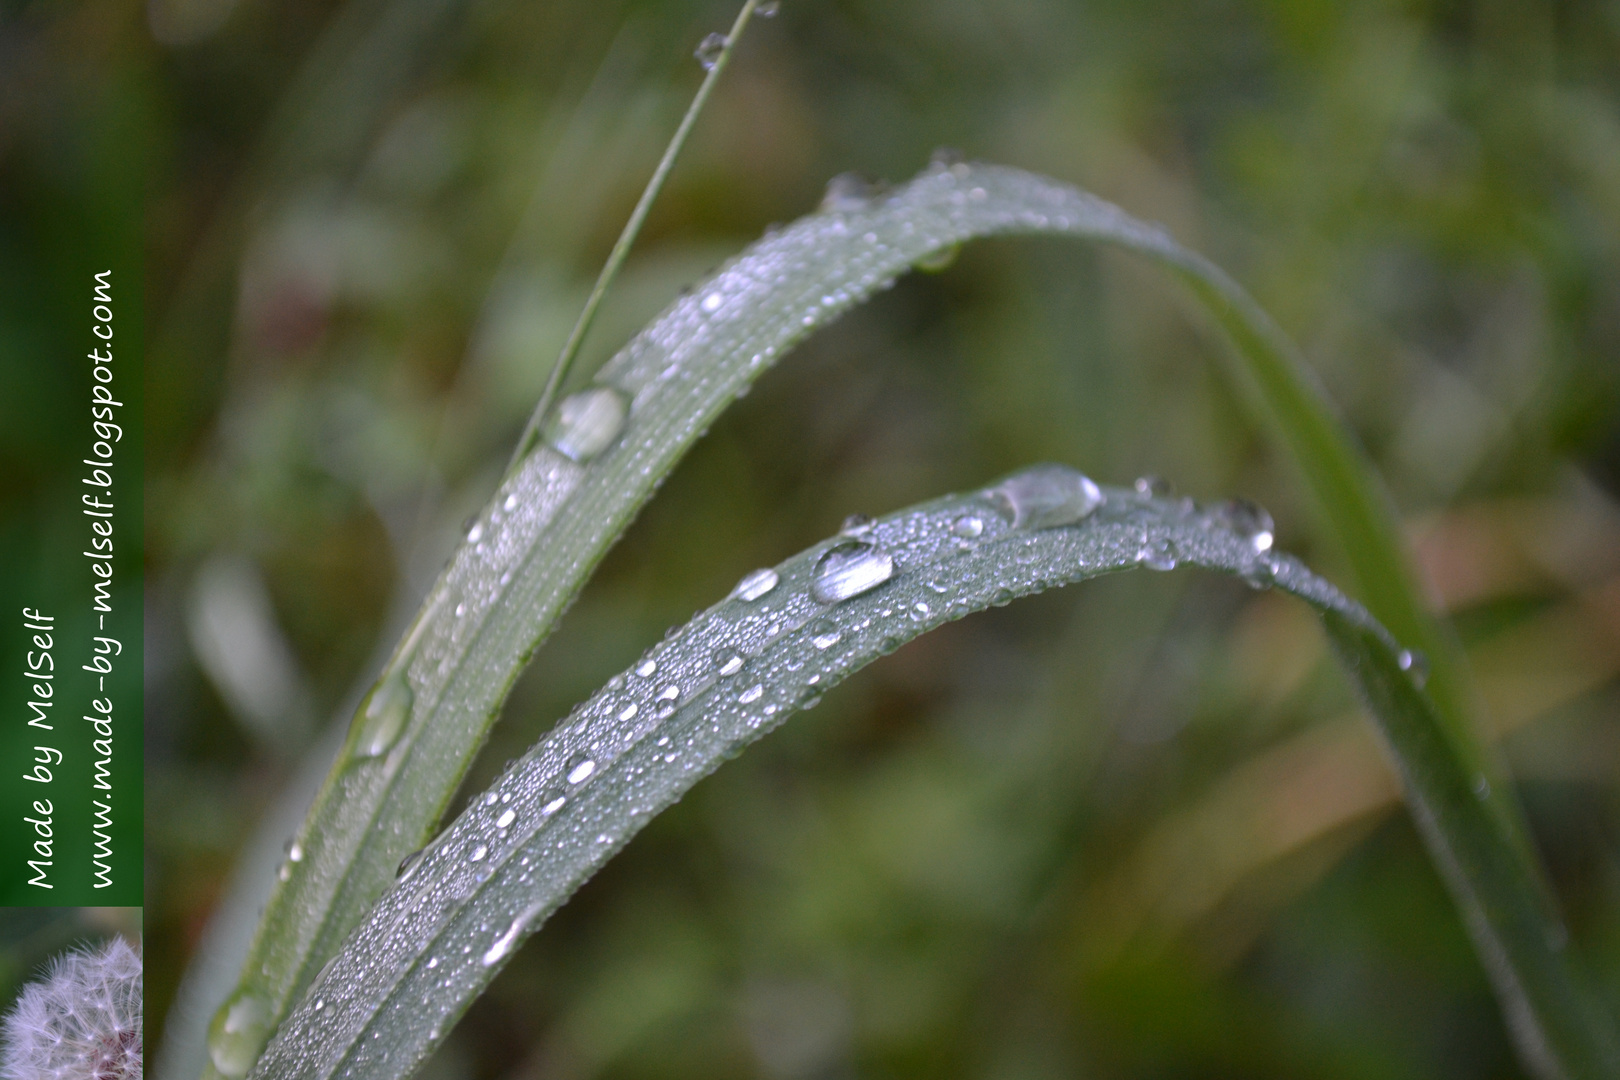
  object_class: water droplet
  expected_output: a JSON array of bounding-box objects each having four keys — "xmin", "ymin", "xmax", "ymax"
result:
[
  {"xmin": 618, "ymin": 702, "xmax": 639, "ymax": 721},
  {"xmin": 1212, "ymin": 498, "xmax": 1275, "ymax": 553},
  {"xmin": 951, "ymin": 514, "xmax": 984, "ymax": 539},
  {"xmin": 701, "ymin": 291, "xmax": 723, "ymax": 313},
  {"xmin": 353, "ymin": 673, "xmax": 412, "ymax": 758},
  {"xmin": 1240, "ymin": 556, "xmax": 1277, "ymax": 590},
  {"xmin": 808, "ymin": 618, "xmax": 842, "ymax": 649},
  {"xmin": 658, "ymin": 684, "xmax": 680, "ymax": 702},
  {"xmin": 396, "ymin": 848, "xmax": 424, "ymax": 880},
  {"xmin": 914, "ymin": 243, "xmax": 960, "ymax": 273},
  {"xmin": 1134, "ymin": 475, "xmax": 1172, "ymax": 498},
  {"xmin": 207, "ymin": 991, "xmax": 274, "ymax": 1079},
  {"xmin": 314, "ymin": 999, "xmax": 324, "ymax": 1011},
  {"xmin": 820, "ymin": 172, "xmax": 876, "ymax": 213},
  {"xmin": 467, "ymin": 521, "xmax": 484, "ymax": 543},
  {"xmin": 545, "ymin": 386, "xmax": 628, "ymax": 462},
  {"xmin": 496, "ymin": 808, "xmax": 517, "ymax": 829},
  {"xmin": 1139, "ymin": 537, "xmax": 1178, "ymax": 571},
  {"xmin": 986, "ymin": 464, "xmax": 1102, "ymax": 530},
  {"xmin": 285, "ymin": 840, "xmax": 303, "ymax": 862},
  {"xmin": 810, "ymin": 540, "xmax": 895, "ymax": 603},
  {"xmin": 739, "ymin": 683, "xmax": 764, "ymax": 704},
  {"xmin": 277, "ymin": 862, "xmax": 292, "ymax": 881},
  {"xmin": 840, "ymin": 512, "xmax": 874, "ymax": 534},
  {"xmin": 469, "ymin": 844, "xmax": 488, "ymax": 862},
  {"xmin": 635, "ymin": 658, "xmax": 658, "ymax": 678},
  {"xmin": 1473, "ymin": 774, "xmax": 1491, "ymax": 799},
  {"xmin": 503, "ymin": 493, "xmax": 519, "ymax": 511},
  {"xmin": 567, "ymin": 757, "xmax": 597, "ymax": 784},
  {"xmin": 694, "ymin": 31, "xmax": 728, "ymax": 70},
  {"xmin": 929, "ymin": 146, "xmax": 966, "ymax": 169},
  {"xmin": 1397, "ymin": 649, "xmax": 1429, "ymax": 689},
  {"xmin": 714, "ymin": 647, "xmax": 745, "ymax": 676},
  {"xmin": 542, "ymin": 793, "xmax": 567, "ymax": 815},
  {"xmin": 733, "ymin": 567, "xmax": 779, "ymax": 601},
  {"xmin": 756, "ymin": 0, "xmax": 780, "ymax": 15}
]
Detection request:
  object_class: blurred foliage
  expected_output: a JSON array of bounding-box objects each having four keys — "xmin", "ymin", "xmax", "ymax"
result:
[{"xmin": 17, "ymin": 0, "xmax": 1607, "ymax": 1073}]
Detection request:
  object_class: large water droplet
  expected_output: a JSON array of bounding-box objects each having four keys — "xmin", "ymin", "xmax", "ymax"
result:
[
  {"xmin": 635, "ymin": 658, "xmax": 657, "ymax": 678},
  {"xmin": 810, "ymin": 540, "xmax": 895, "ymax": 603},
  {"xmin": 1397, "ymin": 649, "xmax": 1429, "ymax": 690},
  {"xmin": 396, "ymin": 847, "xmax": 424, "ymax": 881},
  {"xmin": 207, "ymin": 991, "xmax": 273, "ymax": 1079},
  {"xmin": 545, "ymin": 386, "xmax": 628, "ymax": 462},
  {"xmin": 820, "ymin": 172, "xmax": 876, "ymax": 213},
  {"xmin": 986, "ymin": 464, "xmax": 1102, "ymax": 530},
  {"xmin": 353, "ymin": 673, "xmax": 412, "ymax": 758},
  {"xmin": 713, "ymin": 646, "xmax": 745, "ymax": 676},
  {"xmin": 739, "ymin": 683, "xmax": 764, "ymax": 704},
  {"xmin": 469, "ymin": 844, "xmax": 487, "ymax": 862},
  {"xmin": 756, "ymin": 0, "xmax": 780, "ymax": 15},
  {"xmin": 733, "ymin": 567, "xmax": 779, "ymax": 601},
  {"xmin": 839, "ymin": 512, "xmax": 874, "ymax": 534},
  {"xmin": 566, "ymin": 756, "xmax": 597, "ymax": 784},
  {"xmin": 496, "ymin": 808, "xmax": 517, "ymax": 829},
  {"xmin": 694, "ymin": 31, "xmax": 728, "ymax": 70}
]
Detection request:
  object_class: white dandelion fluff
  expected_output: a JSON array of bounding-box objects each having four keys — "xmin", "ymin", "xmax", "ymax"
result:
[{"xmin": 1, "ymin": 938, "xmax": 142, "ymax": 1080}]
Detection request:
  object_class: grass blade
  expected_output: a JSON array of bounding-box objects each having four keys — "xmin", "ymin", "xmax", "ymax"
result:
[
  {"xmin": 206, "ymin": 162, "xmax": 1586, "ymax": 1079},
  {"xmin": 250, "ymin": 473, "xmax": 1618, "ymax": 1080}
]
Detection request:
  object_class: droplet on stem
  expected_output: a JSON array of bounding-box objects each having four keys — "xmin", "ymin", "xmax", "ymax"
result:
[
  {"xmin": 545, "ymin": 386, "xmax": 628, "ymax": 462},
  {"xmin": 733, "ymin": 567, "xmax": 779, "ymax": 601},
  {"xmin": 986, "ymin": 464, "xmax": 1102, "ymax": 530},
  {"xmin": 810, "ymin": 540, "xmax": 895, "ymax": 603},
  {"xmin": 694, "ymin": 32, "xmax": 728, "ymax": 70}
]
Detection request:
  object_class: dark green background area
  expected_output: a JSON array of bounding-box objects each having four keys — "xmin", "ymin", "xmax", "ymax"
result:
[{"xmin": 0, "ymin": 3, "xmax": 145, "ymax": 906}]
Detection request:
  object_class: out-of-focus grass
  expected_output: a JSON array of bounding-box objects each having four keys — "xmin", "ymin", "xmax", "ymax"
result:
[{"xmin": 117, "ymin": 0, "xmax": 1620, "ymax": 1076}]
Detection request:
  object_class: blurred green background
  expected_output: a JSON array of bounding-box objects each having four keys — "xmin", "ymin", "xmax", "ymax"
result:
[{"xmin": 26, "ymin": 0, "xmax": 1620, "ymax": 1073}]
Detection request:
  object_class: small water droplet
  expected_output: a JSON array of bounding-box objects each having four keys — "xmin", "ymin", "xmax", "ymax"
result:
[
  {"xmin": 1139, "ymin": 537, "xmax": 1178, "ymax": 571},
  {"xmin": 733, "ymin": 567, "xmax": 779, "ymax": 601},
  {"xmin": 496, "ymin": 808, "xmax": 516, "ymax": 829},
  {"xmin": 914, "ymin": 243, "xmax": 960, "ymax": 273},
  {"xmin": 658, "ymin": 684, "xmax": 680, "ymax": 702},
  {"xmin": 397, "ymin": 848, "xmax": 424, "ymax": 880},
  {"xmin": 986, "ymin": 464, "xmax": 1102, "ymax": 530},
  {"xmin": 469, "ymin": 844, "xmax": 488, "ymax": 862},
  {"xmin": 618, "ymin": 702, "xmax": 639, "ymax": 721},
  {"xmin": 756, "ymin": 0, "xmax": 780, "ymax": 15},
  {"xmin": 1473, "ymin": 774, "xmax": 1491, "ymax": 799},
  {"xmin": 455, "ymin": 602, "xmax": 466, "ymax": 618},
  {"xmin": 353, "ymin": 673, "xmax": 412, "ymax": 758},
  {"xmin": 207, "ymin": 991, "xmax": 274, "ymax": 1079},
  {"xmin": 567, "ymin": 757, "xmax": 597, "ymax": 784},
  {"xmin": 503, "ymin": 493, "xmax": 519, "ymax": 511},
  {"xmin": 820, "ymin": 172, "xmax": 876, "ymax": 212},
  {"xmin": 635, "ymin": 658, "xmax": 658, "ymax": 678},
  {"xmin": 808, "ymin": 618, "xmax": 842, "ymax": 649},
  {"xmin": 1397, "ymin": 649, "xmax": 1430, "ymax": 689},
  {"xmin": 545, "ymin": 386, "xmax": 628, "ymax": 462},
  {"xmin": 739, "ymin": 683, "xmax": 764, "ymax": 704},
  {"xmin": 1134, "ymin": 475, "xmax": 1172, "ymax": 498},
  {"xmin": 951, "ymin": 514, "xmax": 983, "ymax": 538},
  {"xmin": 542, "ymin": 793, "xmax": 567, "ymax": 815},
  {"xmin": 467, "ymin": 521, "xmax": 484, "ymax": 543},
  {"xmin": 314, "ymin": 999, "xmax": 324, "ymax": 1011},
  {"xmin": 930, "ymin": 146, "xmax": 966, "ymax": 169},
  {"xmin": 714, "ymin": 647, "xmax": 745, "ymax": 676},
  {"xmin": 694, "ymin": 31, "xmax": 728, "ymax": 69},
  {"xmin": 811, "ymin": 540, "xmax": 895, "ymax": 603},
  {"xmin": 285, "ymin": 840, "xmax": 303, "ymax": 862},
  {"xmin": 277, "ymin": 862, "xmax": 291, "ymax": 881},
  {"xmin": 840, "ymin": 512, "xmax": 874, "ymax": 534},
  {"xmin": 701, "ymin": 291, "xmax": 723, "ymax": 313},
  {"xmin": 1240, "ymin": 556, "xmax": 1277, "ymax": 590},
  {"xmin": 1212, "ymin": 498, "xmax": 1275, "ymax": 554}
]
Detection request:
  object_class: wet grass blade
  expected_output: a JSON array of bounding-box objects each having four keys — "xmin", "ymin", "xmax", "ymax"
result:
[
  {"xmin": 206, "ymin": 163, "xmax": 1594, "ymax": 1079},
  {"xmin": 249, "ymin": 475, "xmax": 1619, "ymax": 1080}
]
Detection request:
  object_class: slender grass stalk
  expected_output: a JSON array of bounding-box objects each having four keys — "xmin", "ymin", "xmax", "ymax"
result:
[{"xmin": 508, "ymin": 0, "xmax": 766, "ymax": 471}]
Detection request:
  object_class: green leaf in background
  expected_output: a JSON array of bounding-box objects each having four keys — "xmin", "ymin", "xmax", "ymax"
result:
[
  {"xmin": 203, "ymin": 163, "xmax": 1616, "ymax": 1080},
  {"xmin": 248, "ymin": 473, "xmax": 1617, "ymax": 1080}
]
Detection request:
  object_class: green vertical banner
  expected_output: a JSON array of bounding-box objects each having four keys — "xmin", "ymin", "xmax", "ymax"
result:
[{"xmin": 0, "ymin": 27, "xmax": 143, "ymax": 905}]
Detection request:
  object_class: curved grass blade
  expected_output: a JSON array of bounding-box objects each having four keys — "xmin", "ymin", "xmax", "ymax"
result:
[
  {"xmin": 209, "ymin": 162, "xmax": 1542, "ymax": 1077},
  {"xmin": 250, "ymin": 473, "xmax": 1619, "ymax": 1080}
]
